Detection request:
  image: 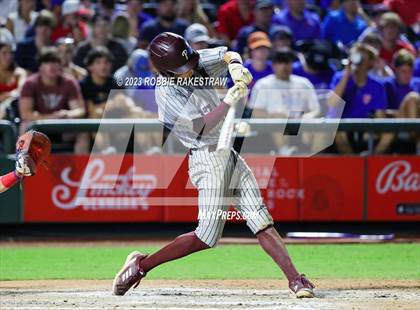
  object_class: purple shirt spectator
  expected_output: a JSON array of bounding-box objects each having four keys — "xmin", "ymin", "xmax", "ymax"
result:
[
  {"xmin": 244, "ymin": 59, "xmax": 274, "ymax": 90},
  {"xmin": 273, "ymin": 9, "xmax": 321, "ymax": 41},
  {"xmin": 413, "ymin": 57, "xmax": 420, "ymax": 78},
  {"xmin": 292, "ymin": 62, "xmax": 334, "ymax": 90},
  {"xmin": 383, "ymin": 76, "xmax": 420, "ymax": 110},
  {"xmin": 329, "ymin": 71, "xmax": 387, "ymax": 118},
  {"xmin": 137, "ymin": 12, "xmax": 153, "ymax": 34},
  {"xmin": 321, "ymin": 10, "xmax": 367, "ymax": 45}
]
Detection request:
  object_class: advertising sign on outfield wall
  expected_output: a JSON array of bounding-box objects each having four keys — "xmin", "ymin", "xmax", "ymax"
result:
[
  {"xmin": 298, "ymin": 157, "xmax": 365, "ymax": 221},
  {"xmin": 24, "ymin": 155, "xmax": 165, "ymax": 222},
  {"xmin": 23, "ymin": 155, "xmax": 419, "ymax": 222},
  {"xmin": 367, "ymin": 156, "xmax": 420, "ymax": 221}
]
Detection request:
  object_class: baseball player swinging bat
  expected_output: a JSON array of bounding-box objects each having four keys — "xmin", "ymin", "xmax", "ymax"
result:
[{"xmin": 112, "ymin": 32, "xmax": 315, "ymax": 299}]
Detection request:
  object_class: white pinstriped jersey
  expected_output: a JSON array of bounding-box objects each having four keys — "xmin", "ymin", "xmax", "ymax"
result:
[{"xmin": 155, "ymin": 46, "xmax": 228, "ymax": 149}]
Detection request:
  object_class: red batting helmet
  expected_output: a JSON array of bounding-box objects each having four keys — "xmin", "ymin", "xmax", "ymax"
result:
[{"xmin": 149, "ymin": 32, "xmax": 199, "ymax": 76}]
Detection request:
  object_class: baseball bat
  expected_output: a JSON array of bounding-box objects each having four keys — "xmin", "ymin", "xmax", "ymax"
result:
[{"xmin": 216, "ymin": 106, "xmax": 236, "ymax": 153}]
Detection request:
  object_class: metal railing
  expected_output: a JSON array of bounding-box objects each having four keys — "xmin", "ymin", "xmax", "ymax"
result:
[
  {"xmin": 26, "ymin": 118, "xmax": 420, "ymax": 133},
  {"xmin": 0, "ymin": 117, "xmax": 414, "ymax": 156}
]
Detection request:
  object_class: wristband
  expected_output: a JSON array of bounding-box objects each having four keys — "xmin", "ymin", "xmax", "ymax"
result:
[{"xmin": 0, "ymin": 171, "xmax": 20, "ymax": 189}]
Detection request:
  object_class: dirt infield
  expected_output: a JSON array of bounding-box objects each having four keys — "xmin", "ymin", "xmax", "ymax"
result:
[{"xmin": 1, "ymin": 279, "xmax": 419, "ymax": 309}]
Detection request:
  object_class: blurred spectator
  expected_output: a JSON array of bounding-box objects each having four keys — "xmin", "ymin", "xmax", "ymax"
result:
[
  {"xmin": 80, "ymin": 46, "xmax": 121, "ymax": 119},
  {"xmin": 216, "ymin": 0, "xmax": 254, "ymax": 45},
  {"xmin": 126, "ymin": 0, "xmax": 152, "ymax": 38},
  {"xmin": 56, "ymin": 37, "xmax": 87, "ymax": 81},
  {"xmin": 273, "ymin": 0, "xmax": 321, "ymax": 42},
  {"xmin": 6, "ymin": 0, "xmax": 38, "ymax": 42},
  {"xmin": 244, "ymin": 31, "xmax": 273, "ymax": 90},
  {"xmin": 321, "ymin": 0, "xmax": 368, "ymax": 46},
  {"xmin": 177, "ymin": 0, "xmax": 216, "ymax": 38},
  {"xmin": 269, "ymin": 25, "xmax": 293, "ymax": 50},
  {"xmin": 384, "ymin": 48, "xmax": 420, "ymax": 153},
  {"xmin": 250, "ymin": 48, "xmax": 320, "ymax": 154},
  {"xmin": 138, "ymin": 0, "xmax": 189, "ymax": 48},
  {"xmin": 112, "ymin": 13, "xmax": 137, "ymax": 53},
  {"xmin": 0, "ymin": 0, "xmax": 17, "ymax": 19},
  {"xmin": 185, "ymin": 23, "xmax": 210, "ymax": 50},
  {"xmin": 15, "ymin": 10, "xmax": 55, "ymax": 73},
  {"xmin": 19, "ymin": 47, "xmax": 85, "ymax": 122},
  {"xmin": 18, "ymin": 47, "xmax": 87, "ymax": 152},
  {"xmin": 0, "ymin": 41, "xmax": 26, "ymax": 119},
  {"xmin": 414, "ymin": 51, "xmax": 420, "ymax": 78},
  {"xmin": 327, "ymin": 43, "xmax": 389, "ymax": 154},
  {"xmin": 0, "ymin": 25, "xmax": 15, "ymax": 49},
  {"xmin": 378, "ymin": 12, "xmax": 415, "ymax": 64},
  {"xmin": 293, "ymin": 41, "xmax": 334, "ymax": 90},
  {"xmin": 97, "ymin": 0, "xmax": 115, "ymax": 19},
  {"xmin": 73, "ymin": 14, "xmax": 128, "ymax": 73},
  {"xmin": 359, "ymin": 32, "xmax": 394, "ymax": 78},
  {"xmin": 51, "ymin": 0, "xmax": 88, "ymax": 44},
  {"xmin": 383, "ymin": 49, "xmax": 420, "ymax": 116},
  {"xmin": 235, "ymin": 0, "xmax": 275, "ymax": 55},
  {"xmin": 101, "ymin": 92, "xmax": 162, "ymax": 154},
  {"xmin": 114, "ymin": 49, "xmax": 157, "ymax": 113},
  {"xmin": 383, "ymin": 0, "xmax": 420, "ymax": 28}
]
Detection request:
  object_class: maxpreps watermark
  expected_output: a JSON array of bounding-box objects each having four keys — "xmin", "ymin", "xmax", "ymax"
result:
[
  {"xmin": 117, "ymin": 76, "xmax": 228, "ymax": 88},
  {"xmin": 198, "ymin": 209, "xmax": 260, "ymax": 220}
]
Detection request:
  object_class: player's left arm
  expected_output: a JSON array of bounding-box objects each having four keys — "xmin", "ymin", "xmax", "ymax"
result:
[{"xmin": 223, "ymin": 51, "xmax": 253, "ymax": 86}]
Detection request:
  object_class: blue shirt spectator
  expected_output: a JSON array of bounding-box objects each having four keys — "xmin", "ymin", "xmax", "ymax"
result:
[
  {"xmin": 329, "ymin": 71, "xmax": 387, "ymax": 118},
  {"xmin": 245, "ymin": 59, "xmax": 274, "ymax": 89},
  {"xmin": 322, "ymin": 4, "xmax": 368, "ymax": 45},
  {"xmin": 15, "ymin": 11, "xmax": 55, "ymax": 72},
  {"xmin": 292, "ymin": 41, "xmax": 334, "ymax": 89},
  {"xmin": 15, "ymin": 38, "xmax": 38, "ymax": 72},
  {"xmin": 293, "ymin": 62, "xmax": 333, "ymax": 90},
  {"xmin": 273, "ymin": 0, "xmax": 321, "ymax": 42},
  {"xmin": 383, "ymin": 77, "xmax": 420, "ymax": 110},
  {"xmin": 138, "ymin": 0, "xmax": 189, "ymax": 48},
  {"xmin": 229, "ymin": 31, "xmax": 273, "ymax": 89},
  {"xmin": 413, "ymin": 57, "xmax": 420, "ymax": 78}
]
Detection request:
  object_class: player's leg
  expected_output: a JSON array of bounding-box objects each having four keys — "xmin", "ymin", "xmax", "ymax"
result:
[
  {"xmin": 233, "ymin": 154, "xmax": 314, "ymax": 297},
  {"xmin": 141, "ymin": 150, "xmax": 234, "ymax": 271},
  {"xmin": 113, "ymin": 149, "xmax": 233, "ymax": 295},
  {"xmin": 0, "ymin": 171, "xmax": 21, "ymax": 193}
]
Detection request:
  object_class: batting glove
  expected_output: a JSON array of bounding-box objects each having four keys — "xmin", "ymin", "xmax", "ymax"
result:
[
  {"xmin": 228, "ymin": 63, "xmax": 253, "ymax": 86},
  {"xmin": 224, "ymin": 82, "xmax": 249, "ymax": 107}
]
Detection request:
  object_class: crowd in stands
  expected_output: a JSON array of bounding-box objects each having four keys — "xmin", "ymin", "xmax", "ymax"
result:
[{"xmin": 0, "ymin": 0, "xmax": 418, "ymax": 155}]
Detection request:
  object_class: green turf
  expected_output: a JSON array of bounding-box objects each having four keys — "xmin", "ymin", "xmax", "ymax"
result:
[{"xmin": 0, "ymin": 244, "xmax": 419, "ymax": 280}]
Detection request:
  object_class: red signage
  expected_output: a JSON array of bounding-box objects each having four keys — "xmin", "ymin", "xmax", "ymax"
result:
[
  {"xmin": 298, "ymin": 157, "xmax": 365, "ymax": 221},
  {"xmin": 367, "ymin": 156, "xmax": 420, "ymax": 221},
  {"xmin": 24, "ymin": 155, "xmax": 165, "ymax": 222},
  {"xmin": 23, "ymin": 155, "xmax": 420, "ymax": 222}
]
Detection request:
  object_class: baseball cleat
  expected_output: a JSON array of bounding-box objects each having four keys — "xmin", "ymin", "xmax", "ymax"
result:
[
  {"xmin": 289, "ymin": 274, "xmax": 315, "ymax": 298},
  {"xmin": 112, "ymin": 251, "xmax": 147, "ymax": 296}
]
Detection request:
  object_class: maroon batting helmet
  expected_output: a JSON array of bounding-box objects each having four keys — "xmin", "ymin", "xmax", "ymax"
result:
[{"xmin": 149, "ymin": 32, "xmax": 199, "ymax": 76}]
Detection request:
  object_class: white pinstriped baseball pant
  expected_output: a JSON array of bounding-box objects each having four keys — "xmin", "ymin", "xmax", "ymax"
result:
[{"xmin": 188, "ymin": 146, "xmax": 274, "ymax": 247}]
